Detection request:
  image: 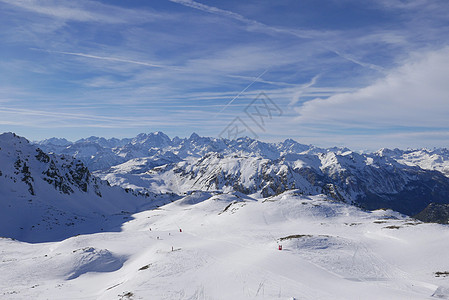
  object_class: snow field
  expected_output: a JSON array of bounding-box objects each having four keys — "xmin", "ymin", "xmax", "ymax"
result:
[{"xmin": 1, "ymin": 190, "xmax": 449, "ymax": 299}]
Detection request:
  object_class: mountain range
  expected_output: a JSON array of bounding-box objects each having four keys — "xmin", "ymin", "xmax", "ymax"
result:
[{"xmin": 36, "ymin": 132, "xmax": 449, "ymax": 218}]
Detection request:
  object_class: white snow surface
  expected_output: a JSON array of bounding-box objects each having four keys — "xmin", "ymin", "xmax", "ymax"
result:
[{"xmin": 1, "ymin": 190, "xmax": 449, "ymax": 299}]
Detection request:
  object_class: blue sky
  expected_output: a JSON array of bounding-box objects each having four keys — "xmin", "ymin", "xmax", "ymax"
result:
[{"xmin": 0, "ymin": 0, "xmax": 448, "ymax": 150}]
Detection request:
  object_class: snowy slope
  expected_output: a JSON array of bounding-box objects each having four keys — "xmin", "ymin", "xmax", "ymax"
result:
[
  {"xmin": 1, "ymin": 190, "xmax": 449, "ymax": 299},
  {"xmin": 94, "ymin": 154, "xmax": 182, "ymax": 194},
  {"xmin": 0, "ymin": 133, "xmax": 167, "ymax": 242}
]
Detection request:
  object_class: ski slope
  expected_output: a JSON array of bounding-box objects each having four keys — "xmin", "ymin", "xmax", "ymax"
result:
[{"xmin": 1, "ymin": 190, "xmax": 449, "ymax": 299}]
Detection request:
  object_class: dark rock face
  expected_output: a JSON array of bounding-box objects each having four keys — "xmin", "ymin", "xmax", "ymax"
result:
[
  {"xmin": 1, "ymin": 133, "xmax": 103, "ymax": 197},
  {"xmin": 414, "ymin": 203, "xmax": 449, "ymax": 224},
  {"xmin": 334, "ymin": 167, "xmax": 449, "ymax": 216}
]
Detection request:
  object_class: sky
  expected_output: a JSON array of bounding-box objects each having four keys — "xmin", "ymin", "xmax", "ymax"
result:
[{"xmin": 0, "ymin": 0, "xmax": 448, "ymax": 150}]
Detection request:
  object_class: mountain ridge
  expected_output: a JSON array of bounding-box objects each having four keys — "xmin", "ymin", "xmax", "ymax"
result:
[
  {"xmin": 11, "ymin": 131, "xmax": 449, "ymax": 220},
  {"xmin": 0, "ymin": 132, "xmax": 173, "ymax": 242}
]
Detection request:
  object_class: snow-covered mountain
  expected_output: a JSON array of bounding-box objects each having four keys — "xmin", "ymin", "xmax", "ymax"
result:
[
  {"xmin": 36, "ymin": 132, "xmax": 449, "ymax": 218},
  {"xmin": 0, "ymin": 133, "xmax": 166, "ymax": 242},
  {"xmin": 36, "ymin": 132, "xmax": 319, "ymax": 171},
  {"xmin": 376, "ymin": 147, "xmax": 449, "ymax": 177},
  {"xmin": 145, "ymin": 152, "xmax": 449, "ymax": 215},
  {"xmin": 36, "ymin": 132, "xmax": 449, "ymax": 177}
]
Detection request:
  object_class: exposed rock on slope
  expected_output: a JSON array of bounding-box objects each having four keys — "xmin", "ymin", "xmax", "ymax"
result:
[
  {"xmin": 414, "ymin": 203, "xmax": 449, "ymax": 224},
  {"xmin": 0, "ymin": 133, "xmax": 158, "ymax": 242}
]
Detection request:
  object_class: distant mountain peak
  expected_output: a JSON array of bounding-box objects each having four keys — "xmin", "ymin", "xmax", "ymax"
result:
[{"xmin": 189, "ymin": 132, "xmax": 201, "ymax": 140}]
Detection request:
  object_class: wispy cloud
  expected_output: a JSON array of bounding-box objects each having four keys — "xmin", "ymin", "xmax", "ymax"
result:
[
  {"xmin": 376, "ymin": 0, "xmax": 439, "ymax": 10},
  {"xmin": 0, "ymin": 0, "xmax": 171, "ymax": 24},
  {"xmin": 169, "ymin": 0, "xmax": 385, "ymax": 72},
  {"xmin": 0, "ymin": 107, "xmax": 210, "ymax": 128},
  {"xmin": 289, "ymin": 75, "xmax": 321, "ymax": 106}
]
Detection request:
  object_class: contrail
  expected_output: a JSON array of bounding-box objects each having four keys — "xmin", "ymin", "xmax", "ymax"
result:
[
  {"xmin": 31, "ymin": 48, "xmax": 182, "ymax": 70},
  {"xmin": 214, "ymin": 69, "xmax": 268, "ymax": 117},
  {"xmin": 168, "ymin": 0, "xmax": 316, "ymax": 39},
  {"xmin": 330, "ymin": 49, "xmax": 385, "ymax": 73}
]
